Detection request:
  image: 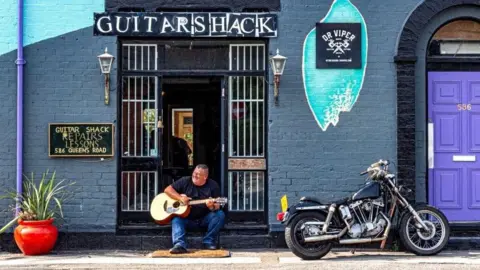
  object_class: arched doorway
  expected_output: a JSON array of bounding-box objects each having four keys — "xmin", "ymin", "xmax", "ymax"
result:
[{"xmin": 395, "ymin": 2, "xmax": 480, "ymax": 223}]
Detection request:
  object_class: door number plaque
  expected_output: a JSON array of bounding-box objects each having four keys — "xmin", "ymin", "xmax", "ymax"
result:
[{"xmin": 457, "ymin": 104, "xmax": 472, "ymax": 111}]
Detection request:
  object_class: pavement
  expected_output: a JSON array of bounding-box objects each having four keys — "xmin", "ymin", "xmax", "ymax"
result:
[{"xmin": 1, "ymin": 249, "xmax": 480, "ymax": 269}]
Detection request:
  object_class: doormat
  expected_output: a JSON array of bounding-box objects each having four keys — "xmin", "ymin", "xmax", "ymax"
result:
[{"xmin": 148, "ymin": 249, "xmax": 231, "ymax": 258}]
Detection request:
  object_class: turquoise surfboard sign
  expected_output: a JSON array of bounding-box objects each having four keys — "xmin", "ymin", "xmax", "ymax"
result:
[{"xmin": 302, "ymin": 0, "xmax": 368, "ymax": 131}]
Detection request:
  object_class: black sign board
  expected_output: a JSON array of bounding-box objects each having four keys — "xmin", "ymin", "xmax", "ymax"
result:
[
  {"xmin": 49, "ymin": 123, "xmax": 114, "ymax": 157},
  {"xmin": 93, "ymin": 12, "xmax": 277, "ymax": 37},
  {"xmin": 316, "ymin": 23, "xmax": 362, "ymax": 69}
]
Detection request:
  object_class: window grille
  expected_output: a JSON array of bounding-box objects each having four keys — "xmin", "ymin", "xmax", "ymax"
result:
[
  {"xmin": 227, "ymin": 44, "xmax": 266, "ymax": 212},
  {"xmin": 121, "ymin": 171, "xmax": 158, "ymax": 211}
]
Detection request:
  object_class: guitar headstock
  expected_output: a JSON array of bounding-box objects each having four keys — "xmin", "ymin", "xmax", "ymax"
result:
[{"xmin": 214, "ymin": 197, "xmax": 228, "ymax": 206}]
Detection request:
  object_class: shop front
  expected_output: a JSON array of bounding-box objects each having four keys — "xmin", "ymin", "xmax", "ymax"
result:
[
  {"xmin": 2, "ymin": 0, "xmax": 480, "ymax": 251},
  {"xmin": 91, "ymin": 1, "xmax": 283, "ymax": 237}
]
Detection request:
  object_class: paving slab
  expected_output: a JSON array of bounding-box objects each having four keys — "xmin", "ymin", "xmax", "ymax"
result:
[{"xmin": 1, "ymin": 249, "xmax": 480, "ymax": 269}]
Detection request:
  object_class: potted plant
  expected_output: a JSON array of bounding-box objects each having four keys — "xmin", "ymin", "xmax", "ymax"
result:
[{"xmin": 0, "ymin": 170, "xmax": 74, "ymax": 255}]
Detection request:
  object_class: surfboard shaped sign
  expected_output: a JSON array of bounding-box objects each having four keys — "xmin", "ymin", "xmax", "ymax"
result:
[{"xmin": 302, "ymin": 0, "xmax": 368, "ymax": 131}]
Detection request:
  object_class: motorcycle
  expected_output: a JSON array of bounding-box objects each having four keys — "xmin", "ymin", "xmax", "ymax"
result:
[{"xmin": 277, "ymin": 159, "xmax": 450, "ymax": 260}]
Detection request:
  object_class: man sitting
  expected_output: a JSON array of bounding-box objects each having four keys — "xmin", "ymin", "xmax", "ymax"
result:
[{"xmin": 164, "ymin": 164, "xmax": 225, "ymax": 254}]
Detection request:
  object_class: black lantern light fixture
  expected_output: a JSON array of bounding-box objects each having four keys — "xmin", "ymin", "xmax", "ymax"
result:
[
  {"xmin": 97, "ymin": 47, "xmax": 115, "ymax": 105},
  {"xmin": 269, "ymin": 49, "xmax": 287, "ymax": 105}
]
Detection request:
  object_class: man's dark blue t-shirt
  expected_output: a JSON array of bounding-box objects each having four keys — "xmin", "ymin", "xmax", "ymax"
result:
[{"xmin": 171, "ymin": 176, "xmax": 220, "ymax": 220}]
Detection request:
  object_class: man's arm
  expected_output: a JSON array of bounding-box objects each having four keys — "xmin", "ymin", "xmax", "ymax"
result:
[
  {"xmin": 164, "ymin": 178, "xmax": 190, "ymax": 205},
  {"xmin": 164, "ymin": 185, "xmax": 183, "ymax": 201}
]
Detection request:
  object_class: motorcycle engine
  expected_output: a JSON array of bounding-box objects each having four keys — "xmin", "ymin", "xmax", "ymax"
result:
[{"xmin": 340, "ymin": 198, "xmax": 388, "ymax": 238}]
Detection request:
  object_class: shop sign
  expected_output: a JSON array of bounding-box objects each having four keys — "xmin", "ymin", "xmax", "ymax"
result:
[
  {"xmin": 48, "ymin": 123, "xmax": 114, "ymax": 157},
  {"xmin": 315, "ymin": 23, "xmax": 362, "ymax": 69},
  {"xmin": 93, "ymin": 12, "xmax": 277, "ymax": 37}
]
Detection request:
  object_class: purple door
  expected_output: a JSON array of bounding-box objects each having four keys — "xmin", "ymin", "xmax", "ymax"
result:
[{"xmin": 428, "ymin": 72, "xmax": 480, "ymax": 221}]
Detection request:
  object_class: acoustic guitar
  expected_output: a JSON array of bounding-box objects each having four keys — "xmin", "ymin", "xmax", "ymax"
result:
[{"xmin": 150, "ymin": 193, "xmax": 228, "ymax": 225}]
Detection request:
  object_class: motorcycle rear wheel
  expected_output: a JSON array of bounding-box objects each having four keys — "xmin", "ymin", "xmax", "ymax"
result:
[{"xmin": 285, "ymin": 212, "xmax": 332, "ymax": 260}]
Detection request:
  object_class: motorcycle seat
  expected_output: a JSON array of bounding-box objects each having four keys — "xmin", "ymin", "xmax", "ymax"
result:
[{"xmin": 300, "ymin": 196, "xmax": 349, "ymax": 205}]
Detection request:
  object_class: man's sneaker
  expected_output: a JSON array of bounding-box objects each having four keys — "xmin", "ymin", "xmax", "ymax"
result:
[
  {"xmin": 202, "ymin": 243, "xmax": 217, "ymax": 250},
  {"xmin": 169, "ymin": 245, "xmax": 188, "ymax": 254}
]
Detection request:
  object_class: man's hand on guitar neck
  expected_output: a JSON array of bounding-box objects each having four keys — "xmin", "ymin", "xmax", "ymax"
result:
[{"xmin": 206, "ymin": 198, "xmax": 220, "ymax": 211}]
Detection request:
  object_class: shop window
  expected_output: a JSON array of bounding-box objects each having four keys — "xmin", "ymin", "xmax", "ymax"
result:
[
  {"xmin": 122, "ymin": 76, "xmax": 159, "ymax": 157},
  {"xmin": 429, "ymin": 19, "xmax": 480, "ymax": 56},
  {"xmin": 227, "ymin": 44, "xmax": 266, "ymax": 213},
  {"xmin": 229, "ymin": 44, "xmax": 266, "ymax": 158},
  {"xmin": 229, "ymin": 76, "xmax": 265, "ymax": 157},
  {"xmin": 228, "ymin": 171, "xmax": 265, "ymax": 211},
  {"xmin": 122, "ymin": 44, "xmax": 157, "ymax": 71},
  {"xmin": 121, "ymin": 171, "xmax": 158, "ymax": 211}
]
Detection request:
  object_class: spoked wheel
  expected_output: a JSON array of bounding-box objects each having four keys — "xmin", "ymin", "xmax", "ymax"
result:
[
  {"xmin": 399, "ymin": 205, "xmax": 450, "ymax": 256},
  {"xmin": 285, "ymin": 212, "xmax": 332, "ymax": 260}
]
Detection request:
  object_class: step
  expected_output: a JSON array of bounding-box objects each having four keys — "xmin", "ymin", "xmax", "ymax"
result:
[{"xmin": 0, "ymin": 232, "xmax": 272, "ymax": 253}]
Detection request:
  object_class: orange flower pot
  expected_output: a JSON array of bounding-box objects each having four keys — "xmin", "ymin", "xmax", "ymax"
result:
[{"xmin": 14, "ymin": 218, "xmax": 58, "ymax": 255}]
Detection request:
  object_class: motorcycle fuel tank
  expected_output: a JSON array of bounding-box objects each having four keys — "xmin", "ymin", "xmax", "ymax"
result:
[{"xmin": 351, "ymin": 181, "xmax": 381, "ymax": 201}]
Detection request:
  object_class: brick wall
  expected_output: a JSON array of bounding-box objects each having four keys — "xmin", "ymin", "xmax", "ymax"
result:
[
  {"xmin": 0, "ymin": 50, "xmax": 17, "ymax": 229},
  {"xmin": 267, "ymin": 0, "xmax": 422, "ymax": 226},
  {"xmin": 22, "ymin": 28, "xmax": 117, "ymax": 232},
  {"xmin": 0, "ymin": 29, "xmax": 116, "ymax": 232},
  {"xmin": 0, "ymin": 1, "xmax": 112, "ymax": 233}
]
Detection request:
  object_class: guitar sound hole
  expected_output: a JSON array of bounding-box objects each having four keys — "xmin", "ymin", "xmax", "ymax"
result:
[{"xmin": 173, "ymin": 201, "xmax": 180, "ymax": 208}]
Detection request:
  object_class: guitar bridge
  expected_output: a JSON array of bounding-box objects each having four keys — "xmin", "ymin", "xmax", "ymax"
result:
[{"xmin": 166, "ymin": 207, "xmax": 178, "ymax": 214}]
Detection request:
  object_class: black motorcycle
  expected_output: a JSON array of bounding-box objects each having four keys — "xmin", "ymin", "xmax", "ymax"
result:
[{"xmin": 277, "ymin": 160, "xmax": 450, "ymax": 260}]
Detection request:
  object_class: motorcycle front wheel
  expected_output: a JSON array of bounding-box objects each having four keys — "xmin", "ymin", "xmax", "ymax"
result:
[
  {"xmin": 285, "ymin": 212, "xmax": 332, "ymax": 260},
  {"xmin": 399, "ymin": 205, "xmax": 450, "ymax": 256}
]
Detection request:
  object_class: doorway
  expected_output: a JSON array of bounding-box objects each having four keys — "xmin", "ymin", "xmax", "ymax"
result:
[
  {"xmin": 427, "ymin": 71, "xmax": 480, "ymax": 221},
  {"xmin": 117, "ymin": 40, "xmax": 268, "ymax": 226},
  {"xmin": 161, "ymin": 77, "xmax": 222, "ymax": 188},
  {"xmin": 426, "ymin": 19, "xmax": 480, "ymax": 222}
]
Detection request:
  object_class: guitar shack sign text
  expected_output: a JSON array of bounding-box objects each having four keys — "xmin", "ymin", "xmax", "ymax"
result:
[
  {"xmin": 49, "ymin": 123, "xmax": 114, "ymax": 157},
  {"xmin": 93, "ymin": 12, "xmax": 277, "ymax": 37}
]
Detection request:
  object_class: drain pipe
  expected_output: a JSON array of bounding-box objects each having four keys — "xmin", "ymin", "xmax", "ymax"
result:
[{"xmin": 15, "ymin": 0, "xmax": 25, "ymax": 215}]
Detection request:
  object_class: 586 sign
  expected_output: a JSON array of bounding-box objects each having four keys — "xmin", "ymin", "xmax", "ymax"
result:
[{"xmin": 457, "ymin": 104, "xmax": 472, "ymax": 111}]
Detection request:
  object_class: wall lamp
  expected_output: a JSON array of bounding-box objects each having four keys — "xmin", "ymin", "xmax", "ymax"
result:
[
  {"xmin": 269, "ymin": 49, "xmax": 287, "ymax": 105},
  {"xmin": 97, "ymin": 48, "xmax": 115, "ymax": 105}
]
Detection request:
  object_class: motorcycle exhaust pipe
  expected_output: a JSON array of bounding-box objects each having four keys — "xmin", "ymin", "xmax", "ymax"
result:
[
  {"xmin": 305, "ymin": 212, "xmax": 393, "ymax": 244},
  {"xmin": 304, "ymin": 227, "xmax": 348, "ymax": 243},
  {"xmin": 304, "ymin": 235, "xmax": 339, "ymax": 243},
  {"xmin": 339, "ymin": 237, "xmax": 386, "ymax": 244}
]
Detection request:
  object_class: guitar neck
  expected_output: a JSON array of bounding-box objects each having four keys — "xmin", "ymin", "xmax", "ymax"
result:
[{"xmin": 188, "ymin": 199, "xmax": 211, "ymax": 205}]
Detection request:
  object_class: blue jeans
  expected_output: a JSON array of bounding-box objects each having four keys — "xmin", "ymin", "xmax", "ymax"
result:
[{"xmin": 171, "ymin": 210, "xmax": 225, "ymax": 249}]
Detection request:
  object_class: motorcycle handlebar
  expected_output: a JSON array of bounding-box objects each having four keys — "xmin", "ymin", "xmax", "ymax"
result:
[
  {"xmin": 361, "ymin": 159, "xmax": 390, "ymax": 176},
  {"xmin": 371, "ymin": 159, "xmax": 389, "ymax": 167}
]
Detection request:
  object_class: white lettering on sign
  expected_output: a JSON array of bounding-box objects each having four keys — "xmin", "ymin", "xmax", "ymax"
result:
[{"xmin": 93, "ymin": 12, "xmax": 278, "ymax": 37}]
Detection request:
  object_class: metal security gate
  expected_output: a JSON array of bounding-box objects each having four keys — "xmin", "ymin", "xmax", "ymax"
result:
[
  {"xmin": 225, "ymin": 44, "xmax": 267, "ymax": 223},
  {"xmin": 118, "ymin": 44, "xmax": 163, "ymax": 224}
]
